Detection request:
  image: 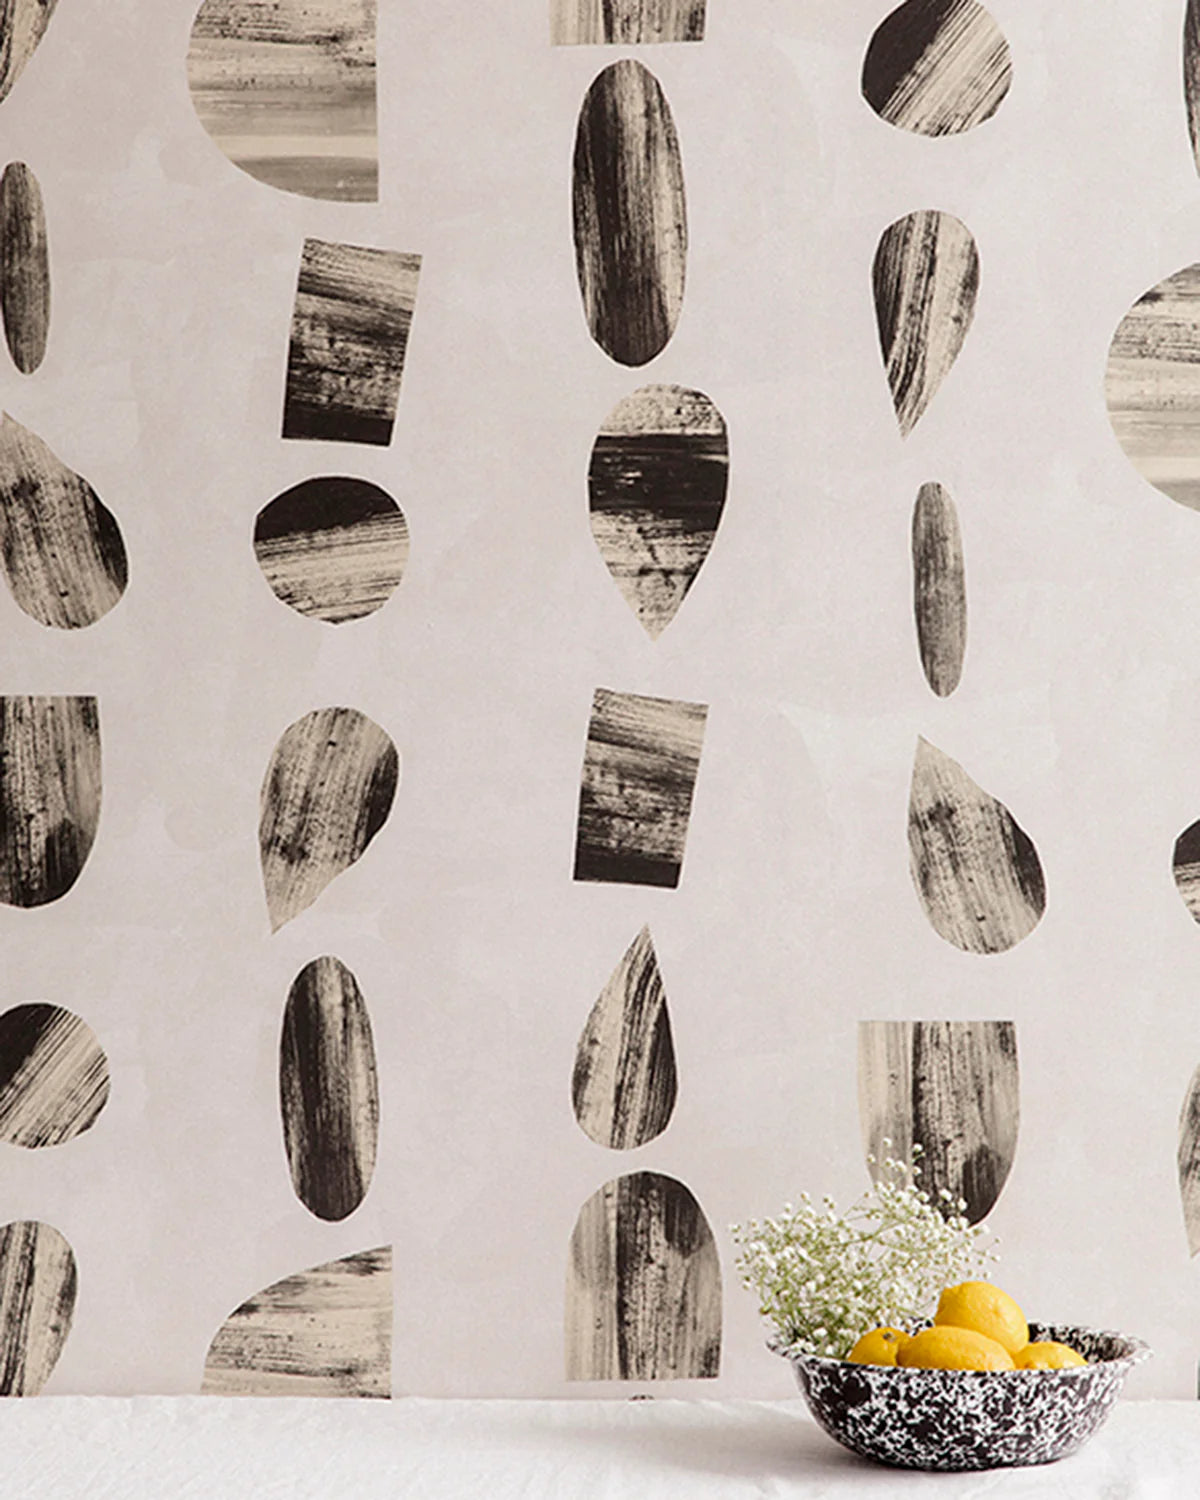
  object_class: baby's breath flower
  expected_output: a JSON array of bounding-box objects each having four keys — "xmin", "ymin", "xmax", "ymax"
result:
[{"xmin": 729, "ymin": 1151, "xmax": 998, "ymax": 1360}]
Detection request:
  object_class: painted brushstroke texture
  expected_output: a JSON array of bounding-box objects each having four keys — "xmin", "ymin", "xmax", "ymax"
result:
[
  {"xmin": 573, "ymin": 61, "xmax": 687, "ymax": 367},
  {"xmin": 1179, "ymin": 1066, "xmax": 1200, "ymax": 1255},
  {"xmin": 0, "ymin": 163, "xmax": 48, "ymax": 374},
  {"xmin": 552, "ymin": 0, "xmax": 704, "ymax": 45},
  {"xmin": 283, "ymin": 237, "xmax": 420, "ymax": 450},
  {"xmin": 254, "ymin": 476, "xmax": 408, "ymax": 624},
  {"xmin": 573, "ymin": 687, "xmax": 707, "ymax": 890},
  {"xmin": 202, "ymin": 1245, "xmax": 391, "ymax": 1397},
  {"xmin": 862, "ymin": 0, "xmax": 1012, "ymax": 136},
  {"xmin": 1187, "ymin": 1, "xmax": 1200, "ymax": 182},
  {"xmin": 0, "ymin": 697, "xmax": 101, "ymax": 909},
  {"xmin": 912, "ymin": 481, "xmax": 966, "ymax": 697},
  {"xmin": 0, "ymin": 416, "xmax": 127, "ymax": 629},
  {"xmin": 908, "ymin": 737, "xmax": 1045, "ymax": 955},
  {"xmin": 280, "ymin": 956, "xmax": 378, "ymax": 1221},
  {"xmin": 0, "ymin": 1004, "xmax": 109, "ymax": 1148},
  {"xmin": 259, "ymin": 706, "xmax": 398, "ymax": 932},
  {"xmin": 873, "ymin": 209, "xmax": 979, "ymax": 437},
  {"xmin": 859, "ymin": 1020, "xmax": 1019, "ymax": 1225},
  {"xmin": 187, "ymin": 0, "xmax": 377, "ymax": 202},
  {"xmin": 282, "ymin": 238, "xmax": 421, "ymax": 447},
  {"xmin": 572, "ymin": 926, "xmax": 677, "ymax": 1151},
  {"xmin": 566, "ymin": 1171, "xmax": 720, "ymax": 1380},
  {"xmin": 1105, "ymin": 263, "xmax": 1200, "ymax": 511},
  {"xmin": 0, "ymin": 0, "xmax": 59, "ymax": 107},
  {"xmin": 1175, "ymin": 819, "xmax": 1200, "ymax": 925},
  {"xmin": 0, "ymin": 1221, "xmax": 76, "ymax": 1395},
  {"xmin": 589, "ymin": 385, "xmax": 728, "ymax": 639}
]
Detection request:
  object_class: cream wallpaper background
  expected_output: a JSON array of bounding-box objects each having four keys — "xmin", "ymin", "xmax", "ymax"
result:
[{"xmin": 0, "ymin": 0, "xmax": 1196, "ymax": 1397}]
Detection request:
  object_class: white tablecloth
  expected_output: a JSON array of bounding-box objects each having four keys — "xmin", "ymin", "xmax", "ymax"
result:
[{"xmin": 5, "ymin": 1398, "xmax": 1200, "ymax": 1498}]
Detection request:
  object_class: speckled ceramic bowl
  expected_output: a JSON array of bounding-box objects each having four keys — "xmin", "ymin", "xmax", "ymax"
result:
[{"xmin": 776, "ymin": 1323, "xmax": 1150, "ymax": 1471}]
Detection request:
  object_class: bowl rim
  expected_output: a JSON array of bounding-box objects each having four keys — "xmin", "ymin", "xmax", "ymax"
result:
[{"xmin": 769, "ymin": 1324, "xmax": 1152, "ymax": 1377}]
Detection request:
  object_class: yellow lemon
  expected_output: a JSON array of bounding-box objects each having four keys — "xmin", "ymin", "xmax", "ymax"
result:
[
  {"xmin": 848, "ymin": 1327, "xmax": 911, "ymax": 1366},
  {"xmin": 897, "ymin": 1325, "xmax": 1016, "ymax": 1371},
  {"xmin": 1014, "ymin": 1341, "xmax": 1086, "ymax": 1370},
  {"xmin": 934, "ymin": 1281, "xmax": 1029, "ymax": 1356}
]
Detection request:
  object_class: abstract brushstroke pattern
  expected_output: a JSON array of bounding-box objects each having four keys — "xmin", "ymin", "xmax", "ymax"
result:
[
  {"xmin": 573, "ymin": 60, "xmax": 687, "ymax": 367},
  {"xmin": 1187, "ymin": 0, "xmax": 1200, "ymax": 181},
  {"xmin": 254, "ymin": 476, "xmax": 408, "ymax": 624},
  {"xmin": 908, "ymin": 737, "xmax": 1045, "ymax": 954},
  {"xmin": 572, "ymin": 926, "xmax": 676, "ymax": 1151},
  {"xmin": 0, "ymin": 163, "xmax": 48, "ymax": 374},
  {"xmin": 874, "ymin": 209, "xmax": 979, "ymax": 437},
  {"xmin": 0, "ymin": 697, "xmax": 101, "ymax": 909},
  {"xmin": 1175, "ymin": 820, "xmax": 1200, "ymax": 925},
  {"xmin": 861, "ymin": 0, "xmax": 1012, "ymax": 136},
  {"xmin": 280, "ymin": 956, "xmax": 378, "ymax": 1221},
  {"xmin": 282, "ymin": 238, "xmax": 421, "ymax": 446},
  {"xmin": 1179, "ymin": 1065, "xmax": 1200, "ymax": 1255},
  {"xmin": 0, "ymin": 1004, "xmax": 109, "ymax": 1148},
  {"xmin": 259, "ymin": 706, "xmax": 398, "ymax": 931},
  {"xmin": 1106, "ymin": 264, "xmax": 1200, "ymax": 511},
  {"xmin": 588, "ymin": 385, "xmax": 728, "ymax": 639},
  {"xmin": 0, "ymin": 0, "xmax": 59, "ymax": 107},
  {"xmin": 566, "ymin": 1171, "xmax": 721, "ymax": 1380},
  {"xmin": 202, "ymin": 1245, "xmax": 391, "ymax": 1397},
  {"xmin": 573, "ymin": 688, "xmax": 707, "ymax": 890},
  {"xmin": 912, "ymin": 481, "xmax": 966, "ymax": 697},
  {"xmin": 0, "ymin": 1221, "xmax": 76, "ymax": 1395},
  {"xmin": 186, "ymin": 0, "xmax": 377, "ymax": 202},
  {"xmin": 552, "ymin": 0, "xmax": 704, "ymax": 45},
  {"xmin": 859, "ymin": 1020, "xmax": 1019, "ymax": 1225},
  {"xmin": 0, "ymin": 416, "xmax": 127, "ymax": 629}
]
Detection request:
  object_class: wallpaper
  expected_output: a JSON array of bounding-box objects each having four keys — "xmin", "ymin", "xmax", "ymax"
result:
[{"xmin": 0, "ymin": 0, "xmax": 1195, "ymax": 1400}]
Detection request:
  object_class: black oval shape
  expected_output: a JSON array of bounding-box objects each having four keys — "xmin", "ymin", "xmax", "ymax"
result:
[
  {"xmin": 254, "ymin": 476, "xmax": 409, "ymax": 624},
  {"xmin": 0, "ymin": 1003, "xmax": 110, "ymax": 1147},
  {"xmin": 0, "ymin": 697, "xmax": 102, "ymax": 909},
  {"xmin": 280, "ymin": 956, "xmax": 379, "ymax": 1221},
  {"xmin": 0, "ymin": 163, "xmax": 49, "ymax": 373},
  {"xmin": 862, "ymin": 0, "xmax": 1012, "ymax": 137},
  {"xmin": 572, "ymin": 61, "xmax": 687, "ymax": 367},
  {"xmin": 912, "ymin": 482, "xmax": 966, "ymax": 697}
]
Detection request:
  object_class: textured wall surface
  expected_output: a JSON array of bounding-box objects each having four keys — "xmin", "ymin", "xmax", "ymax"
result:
[{"xmin": 0, "ymin": 0, "xmax": 1193, "ymax": 1400}]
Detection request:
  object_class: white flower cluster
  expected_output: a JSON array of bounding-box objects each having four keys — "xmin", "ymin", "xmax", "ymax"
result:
[{"xmin": 729, "ymin": 1146, "xmax": 998, "ymax": 1359}]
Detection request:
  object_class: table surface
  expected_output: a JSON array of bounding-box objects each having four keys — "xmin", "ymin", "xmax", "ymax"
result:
[{"xmin": 4, "ymin": 1397, "xmax": 1200, "ymax": 1498}]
